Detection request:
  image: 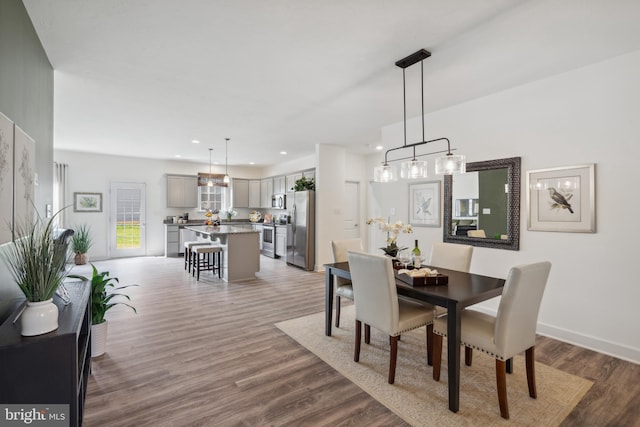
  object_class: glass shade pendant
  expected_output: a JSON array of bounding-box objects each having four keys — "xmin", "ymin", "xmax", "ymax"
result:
[
  {"xmin": 208, "ymin": 148, "xmax": 214, "ymax": 186},
  {"xmin": 435, "ymin": 153, "xmax": 466, "ymax": 175},
  {"xmin": 374, "ymin": 164, "xmax": 397, "ymax": 182},
  {"xmin": 400, "ymin": 159, "xmax": 428, "ymax": 179},
  {"xmin": 223, "ymin": 138, "xmax": 230, "ymax": 183}
]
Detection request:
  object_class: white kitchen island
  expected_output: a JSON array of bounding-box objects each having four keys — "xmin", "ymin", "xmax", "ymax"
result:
[{"xmin": 185, "ymin": 225, "xmax": 260, "ymax": 282}]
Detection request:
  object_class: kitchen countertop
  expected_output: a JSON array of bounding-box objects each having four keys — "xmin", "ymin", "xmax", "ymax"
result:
[{"xmin": 184, "ymin": 225, "xmax": 259, "ymax": 234}]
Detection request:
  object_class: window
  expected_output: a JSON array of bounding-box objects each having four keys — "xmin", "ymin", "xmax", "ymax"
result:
[{"xmin": 199, "ymin": 185, "xmax": 228, "ymax": 212}]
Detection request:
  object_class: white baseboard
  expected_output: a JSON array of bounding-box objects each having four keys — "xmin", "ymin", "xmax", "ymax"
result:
[{"xmin": 470, "ymin": 306, "xmax": 640, "ymax": 365}]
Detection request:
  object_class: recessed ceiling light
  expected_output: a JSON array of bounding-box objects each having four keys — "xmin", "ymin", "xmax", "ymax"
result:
[
  {"xmin": 249, "ymin": 161, "xmax": 255, "ymax": 165},
  {"xmin": 280, "ymin": 151, "xmax": 287, "ymax": 155},
  {"xmin": 175, "ymin": 154, "xmax": 182, "ymax": 158},
  {"xmin": 375, "ymin": 145, "xmax": 384, "ymax": 150},
  {"xmin": 192, "ymin": 140, "xmax": 200, "ymax": 144}
]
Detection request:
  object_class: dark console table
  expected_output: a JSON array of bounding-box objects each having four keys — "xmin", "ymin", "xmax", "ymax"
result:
[{"xmin": 0, "ymin": 281, "xmax": 91, "ymax": 426}]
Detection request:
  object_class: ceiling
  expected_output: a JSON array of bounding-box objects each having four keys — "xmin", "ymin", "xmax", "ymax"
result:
[{"xmin": 23, "ymin": 0, "xmax": 640, "ymax": 167}]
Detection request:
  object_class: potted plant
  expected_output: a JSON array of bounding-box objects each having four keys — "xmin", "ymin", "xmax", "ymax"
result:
[
  {"xmin": 293, "ymin": 176, "xmax": 315, "ymax": 191},
  {"xmin": 366, "ymin": 217, "xmax": 413, "ymax": 257},
  {"xmin": 71, "ymin": 224, "xmax": 93, "ymax": 265},
  {"xmin": 69, "ymin": 264, "xmax": 137, "ymax": 357},
  {"xmin": 1, "ymin": 213, "xmax": 70, "ymax": 336}
]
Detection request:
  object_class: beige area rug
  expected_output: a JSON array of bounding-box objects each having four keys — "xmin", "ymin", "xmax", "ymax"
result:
[{"xmin": 276, "ymin": 306, "xmax": 592, "ymax": 427}]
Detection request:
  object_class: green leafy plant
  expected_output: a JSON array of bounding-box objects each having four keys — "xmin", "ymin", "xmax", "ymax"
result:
[
  {"xmin": 69, "ymin": 264, "xmax": 137, "ymax": 324},
  {"xmin": 294, "ymin": 176, "xmax": 315, "ymax": 191},
  {"xmin": 71, "ymin": 224, "xmax": 93, "ymax": 254},
  {"xmin": 1, "ymin": 212, "xmax": 69, "ymax": 302}
]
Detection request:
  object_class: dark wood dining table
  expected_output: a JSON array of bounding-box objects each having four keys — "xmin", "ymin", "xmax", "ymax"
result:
[{"xmin": 324, "ymin": 261, "xmax": 505, "ymax": 413}]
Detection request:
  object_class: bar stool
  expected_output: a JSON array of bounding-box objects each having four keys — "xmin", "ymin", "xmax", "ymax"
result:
[
  {"xmin": 191, "ymin": 241, "xmax": 224, "ymax": 281},
  {"xmin": 184, "ymin": 241, "xmax": 210, "ymax": 273}
]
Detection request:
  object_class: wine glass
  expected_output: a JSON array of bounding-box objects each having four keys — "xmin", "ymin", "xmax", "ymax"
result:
[{"xmin": 397, "ymin": 250, "xmax": 411, "ymax": 270}]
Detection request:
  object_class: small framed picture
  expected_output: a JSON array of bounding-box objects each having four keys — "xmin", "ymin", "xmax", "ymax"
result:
[
  {"xmin": 527, "ymin": 164, "xmax": 595, "ymax": 232},
  {"xmin": 73, "ymin": 192, "xmax": 102, "ymax": 212},
  {"xmin": 409, "ymin": 181, "xmax": 441, "ymax": 227}
]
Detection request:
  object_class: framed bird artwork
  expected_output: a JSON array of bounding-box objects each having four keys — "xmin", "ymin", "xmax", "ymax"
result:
[
  {"xmin": 527, "ymin": 164, "xmax": 595, "ymax": 232},
  {"xmin": 409, "ymin": 181, "xmax": 441, "ymax": 227}
]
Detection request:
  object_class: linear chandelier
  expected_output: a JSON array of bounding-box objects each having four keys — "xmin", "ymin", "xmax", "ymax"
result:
[{"xmin": 373, "ymin": 49, "xmax": 466, "ymax": 183}]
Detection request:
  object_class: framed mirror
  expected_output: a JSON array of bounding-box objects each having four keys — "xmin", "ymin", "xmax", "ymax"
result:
[{"xmin": 443, "ymin": 157, "xmax": 521, "ymax": 250}]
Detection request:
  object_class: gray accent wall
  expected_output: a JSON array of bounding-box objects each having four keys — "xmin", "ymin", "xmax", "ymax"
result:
[{"xmin": 0, "ymin": 0, "xmax": 54, "ymax": 322}]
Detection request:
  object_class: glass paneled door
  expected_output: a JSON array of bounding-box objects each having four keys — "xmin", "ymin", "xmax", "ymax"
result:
[{"xmin": 110, "ymin": 182, "xmax": 146, "ymax": 258}]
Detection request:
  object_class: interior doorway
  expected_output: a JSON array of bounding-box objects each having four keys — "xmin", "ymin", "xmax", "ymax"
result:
[{"xmin": 343, "ymin": 181, "xmax": 360, "ymax": 239}]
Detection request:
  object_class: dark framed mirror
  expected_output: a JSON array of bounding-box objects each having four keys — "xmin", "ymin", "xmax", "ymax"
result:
[{"xmin": 443, "ymin": 157, "xmax": 521, "ymax": 250}]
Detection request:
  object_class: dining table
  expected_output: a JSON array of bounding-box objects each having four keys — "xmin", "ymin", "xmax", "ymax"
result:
[{"xmin": 324, "ymin": 261, "xmax": 505, "ymax": 413}]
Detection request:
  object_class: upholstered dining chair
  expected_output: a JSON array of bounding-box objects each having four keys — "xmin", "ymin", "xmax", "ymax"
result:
[
  {"xmin": 330, "ymin": 238, "xmax": 363, "ymax": 328},
  {"xmin": 467, "ymin": 229, "xmax": 486, "ymax": 238},
  {"xmin": 431, "ymin": 261, "xmax": 552, "ymax": 419},
  {"xmin": 347, "ymin": 251, "xmax": 436, "ymax": 384},
  {"xmin": 428, "ymin": 242, "xmax": 473, "ymax": 272}
]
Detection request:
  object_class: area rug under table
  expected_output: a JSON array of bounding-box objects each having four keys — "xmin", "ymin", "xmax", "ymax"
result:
[{"xmin": 276, "ymin": 306, "xmax": 592, "ymax": 427}]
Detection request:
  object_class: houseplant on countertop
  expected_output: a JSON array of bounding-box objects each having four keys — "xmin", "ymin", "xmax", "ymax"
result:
[
  {"xmin": 1, "ymin": 212, "xmax": 70, "ymax": 336},
  {"xmin": 69, "ymin": 264, "xmax": 137, "ymax": 357},
  {"xmin": 71, "ymin": 223, "xmax": 93, "ymax": 265}
]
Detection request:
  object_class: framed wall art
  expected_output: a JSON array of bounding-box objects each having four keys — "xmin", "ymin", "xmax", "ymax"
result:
[
  {"xmin": 0, "ymin": 112, "xmax": 14, "ymax": 244},
  {"xmin": 74, "ymin": 192, "xmax": 102, "ymax": 212},
  {"xmin": 409, "ymin": 181, "xmax": 441, "ymax": 227},
  {"xmin": 13, "ymin": 125, "xmax": 36, "ymax": 237},
  {"xmin": 527, "ymin": 164, "xmax": 595, "ymax": 232}
]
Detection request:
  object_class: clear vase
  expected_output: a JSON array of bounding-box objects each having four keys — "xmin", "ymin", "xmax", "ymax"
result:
[{"xmin": 21, "ymin": 298, "xmax": 59, "ymax": 336}]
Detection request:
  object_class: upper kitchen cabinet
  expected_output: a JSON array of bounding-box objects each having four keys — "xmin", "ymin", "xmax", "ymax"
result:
[
  {"xmin": 167, "ymin": 174, "xmax": 198, "ymax": 208},
  {"xmin": 273, "ymin": 176, "xmax": 286, "ymax": 194},
  {"xmin": 249, "ymin": 180, "xmax": 261, "ymax": 208},
  {"xmin": 232, "ymin": 179, "xmax": 249, "ymax": 208},
  {"xmin": 286, "ymin": 169, "xmax": 315, "ymax": 192},
  {"xmin": 260, "ymin": 178, "xmax": 273, "ymax": 208}
]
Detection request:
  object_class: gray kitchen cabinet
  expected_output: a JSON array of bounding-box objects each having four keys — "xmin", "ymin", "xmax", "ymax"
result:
[
  {"xmin": 232, "ymin": 179, "xmax": 249, "ymax": 208},
  {"xmin": 167, "ymin": 174, "xmax": 198, "ymax": 208},
  {"xmin": 260, "ymin": 178, "xmax": 273, "ymax": 208},
  {"xmin": 249, "ymin": 180, "xmax": 261, "ymax": 208},
  {"xmin": 273, "ymin": 175, "xmax": 286, "ymax": 194},
  {"xmin": 275, "ymin": 225, "xmax": 287, "ymax": 257},
  {"xmin": 165, "ymin": 224, "xmax": 180, "ymax": 257}
]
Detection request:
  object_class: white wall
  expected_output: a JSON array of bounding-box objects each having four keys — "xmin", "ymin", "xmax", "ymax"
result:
[
  {"xmin": 368, "ymin": 49, "xmax": 640, "ymax": 363},
  {"xmin": 54, "ymin": 150, "xmax": 265, "ymax": 259}
]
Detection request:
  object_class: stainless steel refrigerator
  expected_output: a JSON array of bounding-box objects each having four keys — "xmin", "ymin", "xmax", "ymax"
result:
[{"xmin": 287, "ymin": 190, "xmax": 315, "ymax": 270}]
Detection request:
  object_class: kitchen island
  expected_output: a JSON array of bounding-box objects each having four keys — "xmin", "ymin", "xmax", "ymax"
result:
[{"xmin": 185, "ymin": 225, "xmax": 260, "ymax": 282}]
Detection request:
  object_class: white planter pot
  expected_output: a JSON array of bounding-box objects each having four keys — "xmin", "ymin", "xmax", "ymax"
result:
[
  {"xmin": 21, "ymin": 299, "xmax": 59, "ymax": 336},
  {"xmin": 91, "ymin": 321, "xmax": 108, "ymax": 357}
]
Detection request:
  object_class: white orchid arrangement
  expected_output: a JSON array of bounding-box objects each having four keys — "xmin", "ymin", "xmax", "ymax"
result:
[
  {"xmin": 366, "ymin": 217, "xmax": 413, "ymax": 256},
  {"xmin": 224, "ymin": 208, "xmax": 238, "ymax": 221}
]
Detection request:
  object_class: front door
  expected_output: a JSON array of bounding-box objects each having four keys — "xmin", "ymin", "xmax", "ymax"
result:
[{"xmin": 109, "ymin": 182, "xmax": 146, "ymax": 258}]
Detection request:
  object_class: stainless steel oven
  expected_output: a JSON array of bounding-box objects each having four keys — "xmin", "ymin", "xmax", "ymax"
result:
[{"xmin": 261, "ymin": 224, "xmax": 275, "ymax": 258}]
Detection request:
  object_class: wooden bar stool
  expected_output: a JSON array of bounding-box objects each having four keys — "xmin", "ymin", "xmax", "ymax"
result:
[
  {"xmin": 184, "ymin": 241, "xmax": 210, "ymax": 273},
  {"xmin": 191, "ymin": 243, "xmax": 223, "ymax": 281}
]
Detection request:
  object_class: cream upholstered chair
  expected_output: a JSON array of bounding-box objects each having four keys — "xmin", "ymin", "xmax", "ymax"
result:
[
  {"xmin": 432, "ymin": 261, "xmax": 552, "ymax": 419},
  {"xmin": 467, "ymin": 229, "xmax": 486, "ymax": 238},
  {"xmin": 428, "ymin": 242, "xmax": 473, "ymax": 272},
  {"xmin": 330, "ymin": 239, "xmax": 363, "ymax": 328},
  {"xmin": 347, "ymin": 251, "xmax": 436, "ymax": 384}
]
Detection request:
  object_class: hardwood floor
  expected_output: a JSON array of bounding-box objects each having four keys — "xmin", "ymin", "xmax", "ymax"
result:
[{"xmin": 80, "ymin": 256, "xmax": 639, "ymax": 426}]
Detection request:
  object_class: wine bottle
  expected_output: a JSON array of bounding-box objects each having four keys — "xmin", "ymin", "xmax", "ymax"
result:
[{"xmin": 412, "ymin": 240, "xmax": 421, "ymax": 267}]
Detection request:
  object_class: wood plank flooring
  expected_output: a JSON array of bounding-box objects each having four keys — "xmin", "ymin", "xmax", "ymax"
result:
[{"xmin": 79, "ymin": 256, "xmax": 639, "ymax": 426}]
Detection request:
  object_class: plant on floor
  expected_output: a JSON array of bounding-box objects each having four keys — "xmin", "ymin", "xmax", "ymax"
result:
[
  {"xmin": 69, "ymin": 264, "xmax": 138, "ymax": 356},
  {"xmin": 71, "ymin": 223, "xmax": 93, "ymax": 265}
]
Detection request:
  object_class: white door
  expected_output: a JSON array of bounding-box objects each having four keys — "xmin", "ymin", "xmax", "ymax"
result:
[
  {"xmin": 344, "ymin": 181, "xmax": 360, "ymax": 239},
  {"xmin": 110, "ymin": 182, "xmax": 146, "ymax": 258}
]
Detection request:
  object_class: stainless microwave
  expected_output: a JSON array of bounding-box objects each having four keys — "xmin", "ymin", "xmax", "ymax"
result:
[{"xmin": 272, "ymin": 193, "xmax": 286, "ymax": 209}]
